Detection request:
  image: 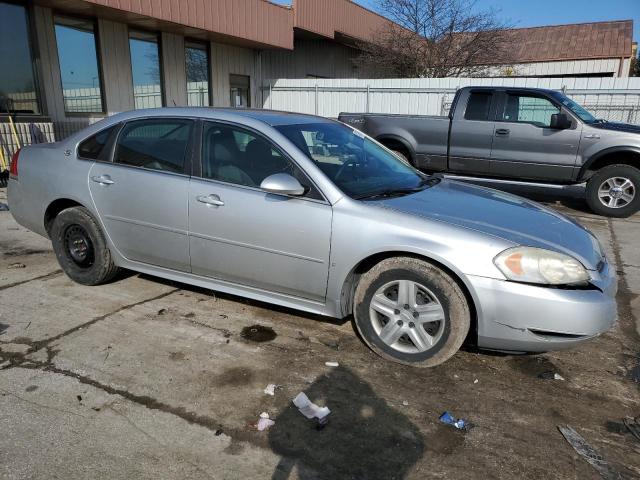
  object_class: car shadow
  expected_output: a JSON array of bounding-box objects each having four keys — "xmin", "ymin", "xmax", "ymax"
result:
[{"xmin": 268, "ymin": 365, "xmax": 425, "ymax": 480}]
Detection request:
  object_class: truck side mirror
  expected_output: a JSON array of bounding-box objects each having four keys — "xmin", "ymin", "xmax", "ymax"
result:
[{"xmin": 550, "ymin": 113, "xmax": 571, "ymax": 129}]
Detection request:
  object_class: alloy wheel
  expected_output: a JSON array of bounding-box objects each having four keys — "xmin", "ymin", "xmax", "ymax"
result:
[
  {"xmin": 598, "ymin": 177, "xmax": 636, "ymax": 209},
  {"xmin": 368, "ymin": 279, "xmax": 445, "ymax": 354}
]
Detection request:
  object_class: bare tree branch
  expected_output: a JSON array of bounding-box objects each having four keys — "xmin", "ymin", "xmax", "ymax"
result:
[{"xmin": 354, "ymin": 0, "xmax": 515, "ymax": 78}]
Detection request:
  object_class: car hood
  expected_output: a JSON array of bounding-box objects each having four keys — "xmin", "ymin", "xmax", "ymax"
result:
[
  {"xmin": 372, "ymin": 180, "xmax": 602, "ymax": 270},
  {"xmin": 590, "ymin": 121, "xmax": 640, "ymax": 134}
]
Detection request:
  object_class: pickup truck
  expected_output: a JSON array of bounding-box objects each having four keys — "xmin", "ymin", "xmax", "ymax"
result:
[{"xmin": 339, "ymin": 86, "xmax": 640, "ymax": 217}]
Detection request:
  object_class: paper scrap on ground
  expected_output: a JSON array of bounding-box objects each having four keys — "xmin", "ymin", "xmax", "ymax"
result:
[
  {"xmin": 325, "ymin": 362, "xmax": 339, "ymax": 367},
  {"xmin": 293, "ymin": 392, "xmax": 330, "ymax": 422},
  {"xmin": 257, "ymin": 412, "xmax": 275, "ymax": 431},
  {"xmin": 264, "ymin": 384, "xmax": 276, "ymax": 396}
]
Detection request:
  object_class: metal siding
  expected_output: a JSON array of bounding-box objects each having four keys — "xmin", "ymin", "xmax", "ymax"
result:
[
  {"xmin": 161, "ymin": 32, "xmax": 187, "ymax": 106},
  {"xmin": 33, "ymin": 5, "xmax": 65, "ymax": 122},
  {"xmin": 210, "ymin": 42, "xmax": 257, "ymax": 107},
  {"xmin": 82, "ymin": 0, "xmax": 293, "ymax": 49},
  {"xmin": 293, "ymin": 0, "xmax": 394, "ymax": 42},
  {"xmin": 98, "ymin": 18, "xmax": 135, "ymax": 113},
  {"xmin": 261, "ymin": 39, "xmax": 359, "ymax": 80}
]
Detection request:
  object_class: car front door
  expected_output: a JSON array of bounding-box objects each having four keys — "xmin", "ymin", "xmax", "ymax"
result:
[
  {"xmin": 447, "ymin": 89, "xmax": 497, "ymax": 175},
  {"xmin": 188, "ymin": 121, "xmax": 332, "ymax": 302},
  {"xmin": 490, "ymin": 91, "xmax": 581, "ymax": 181},
  {"xmin": 88, "ymin": 117, "xmax": 194, "ymax": 272}
]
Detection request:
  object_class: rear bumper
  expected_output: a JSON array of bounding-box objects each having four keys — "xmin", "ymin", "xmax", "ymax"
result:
[{"xmin": 468, "ymin": 261, "xmax": 617, "ymax": 352}]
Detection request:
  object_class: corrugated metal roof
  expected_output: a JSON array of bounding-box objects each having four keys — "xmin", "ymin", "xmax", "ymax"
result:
[{"xmin": 505, "ymin": 20, "xmax": 634, "ymax": 62}]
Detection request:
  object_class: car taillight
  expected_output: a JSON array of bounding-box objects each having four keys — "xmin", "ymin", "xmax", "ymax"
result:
[{"xmin": 9, "ymin": 148, "xmax": 20, "ymax": 178}]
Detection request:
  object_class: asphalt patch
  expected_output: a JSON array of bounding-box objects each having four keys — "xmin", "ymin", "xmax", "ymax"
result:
[{"xmin": 240, "ymin": 324, "xmax": 276, "ymax": 343}]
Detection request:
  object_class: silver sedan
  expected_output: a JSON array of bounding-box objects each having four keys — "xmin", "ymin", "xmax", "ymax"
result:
[{"xmin": 7, "ymin": 108, "xmax": 617, "ymax": 366}]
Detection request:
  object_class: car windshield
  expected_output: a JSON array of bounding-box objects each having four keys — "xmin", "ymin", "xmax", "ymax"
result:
[
  {"xmin": 275, "ymin": 122, "xmax": 434, "ymax": 199},
  {"xmin": 550, "ymin": 92, "xmax": 598, "ymax": 123}
]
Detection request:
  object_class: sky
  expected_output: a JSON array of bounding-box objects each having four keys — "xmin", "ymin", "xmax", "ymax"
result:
[{"xmin": 273, "ymin": 0, "xmax": 640, "ymax": 40}]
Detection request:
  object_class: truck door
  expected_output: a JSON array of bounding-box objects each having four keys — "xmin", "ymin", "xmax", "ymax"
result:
[
  {"xmin": 448, "ymin": 89, "xmax": 496, "ymax": 175},
  {"xmin": 489, "ymin": 91, "xmax": 581, "ymax": 181}
]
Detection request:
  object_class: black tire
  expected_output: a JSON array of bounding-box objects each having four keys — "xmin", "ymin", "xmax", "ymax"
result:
[
  {"xmin": 585, "ymin": 164, "xmax": 640, "ymax": 218},
  {"xmin": 50, "ymin": 206, "xmax": 119, "ymax": 285},
  {"xmin": 353, "ymin": 257, "xmax": 470, "ymax": 367}
]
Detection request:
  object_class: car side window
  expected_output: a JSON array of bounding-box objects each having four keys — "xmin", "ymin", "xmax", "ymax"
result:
[
  {"xmin": 114, "ymin": 119, "xmax": 193, "ymax": 173},
  {"xmin": 201, "ymin": 122, "xmax": 323, "ymax": 200},
  {"xmin": 501, "ymin": 94, "xmax": 560, "ymax": 127},
  {"xmin": 78, "ymin": 125, "xmax": 117, "ymax": 160},
  {"xmin": 464, "ymin": 92, "xmax": 492, "ymax": 121}
]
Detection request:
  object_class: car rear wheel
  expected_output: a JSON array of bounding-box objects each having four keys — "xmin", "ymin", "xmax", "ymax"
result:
[
  {"xmin": 50, "ymin": 206, "xmax": 119, "ymax": 285},
  {"xmin": 353, "ymin": 257, "xmax": 470, "ymax": 367},
  {"xmin": 586, "ymin": 164, "xmax": 640, "ymax": 218}
]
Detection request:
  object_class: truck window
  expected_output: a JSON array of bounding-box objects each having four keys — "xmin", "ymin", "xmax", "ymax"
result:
[
  {"xmin": 464, "ymin": 92, "xmax": 492, "ymax": 121},
  {"xmin": 501, "ymin": 94, "xmax": 560, "ymax": 127}
]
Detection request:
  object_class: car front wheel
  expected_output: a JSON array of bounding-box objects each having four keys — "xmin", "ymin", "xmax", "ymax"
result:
[
  {"xmin": 586, "ymin": 164, "xmax": 640, "ymax": 218},
  {"xmin": 353, "ymin": 257, "xmax": 470, "ymax": 367},
  {"xmin": 50, "ymin": 206, "xmax": 119, "ymax": 285}
]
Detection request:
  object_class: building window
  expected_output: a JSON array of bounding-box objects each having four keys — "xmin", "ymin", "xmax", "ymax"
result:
[
  {"xmin": 0, "ymin": 1, "xmax": 39, "ymax": 114},
  {"xmin": 129, "ymin": 31, "xmax": 162, "ymax": 109},
  {"xmin": 54, "ymin": 16, "xmax": 104, "ymax": 114},
  {"xmin": 229, "ymin": 74, "xmax": 250, "ymax": 108},
  {"xmin": 185, "ymin": 41, "xmax": 210, "ymax": 107}
]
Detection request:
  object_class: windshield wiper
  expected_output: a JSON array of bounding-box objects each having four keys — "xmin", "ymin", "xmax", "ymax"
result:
[
  {"xmin": 355, "ymin": 186, "xmax": 425, "ymax": 200},
  {"xmin": 354, "ymin": 177, "xmax": 439, "ymax": 200}
]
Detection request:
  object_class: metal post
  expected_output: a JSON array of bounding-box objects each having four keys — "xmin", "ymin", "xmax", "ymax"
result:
[
  {"xmin": 366, "ymin": 85, "xmax": 370, "ymax": 113},
  {"xmin": 315, "ymin": 84, "xmax": 319, "ymax": 115},
  {"xmin": 269, "ymin": 82, "xmax": 273, "ymax": 110}
]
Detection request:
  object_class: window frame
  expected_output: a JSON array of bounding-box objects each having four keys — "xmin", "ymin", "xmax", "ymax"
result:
[
  {"xmin": 76, "ymin": 123, "xmax": 121, "ymax": 162},
  {"xmin": 495, "ymin": 90, "xmax": 564, "ymax": 129},
  {"xmin": 128, "ymin": 29, "xmax": 165, "ymax": 109},
  {"xmin": 463, "ymin": 90, "xmax": 496, "ymax": 122},
  {"xmin": 194, "ymin": 119, "xmax": 327, "ymax": 204},
  {"xmin": 0, "ymin": 0, "xmax": 45, "ymax": 119},
  {"xmin": 111, "ymin": 116, "xmax": 197, "ymax": 177},
  {"xmin": 53, "ymin": 13, "xmax": 106, "ymax": 116},
  {"xmin": 184, "ymin": 39, "xmax": 212, "ymax": 107}
]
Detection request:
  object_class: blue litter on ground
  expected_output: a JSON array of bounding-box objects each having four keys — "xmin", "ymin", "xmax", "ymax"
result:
[{"xmin": 439, "ymin": 411, "xmax": 471, "ymax": 430}]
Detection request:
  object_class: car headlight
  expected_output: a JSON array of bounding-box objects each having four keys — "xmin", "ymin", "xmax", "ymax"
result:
[{"xmin": 494, "ymin": 247, "xmax": 590, "ymax": 285}]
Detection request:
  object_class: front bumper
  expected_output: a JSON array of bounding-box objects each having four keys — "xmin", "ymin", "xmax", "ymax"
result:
[{"xmin": 469, "ymin": 260, "xmax": 617, "ymax": 352}]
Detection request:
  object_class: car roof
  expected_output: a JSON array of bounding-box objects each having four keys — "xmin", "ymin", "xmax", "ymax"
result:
[{"xmin": 106, "ymin": 107, "xmax": 332, "ymax": 127}]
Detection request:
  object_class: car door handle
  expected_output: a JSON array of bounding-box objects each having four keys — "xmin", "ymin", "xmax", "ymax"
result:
[
  {"xmin": 91, "ymin": 175, "xmax": 114, "ymax": 186},
  {"xmin": 196, "ymin": 194, "xmax": 225, "ymax": 207},
  {"xmin": 495, "ymin": 128, "xmax": 510, "ymax": 136}
]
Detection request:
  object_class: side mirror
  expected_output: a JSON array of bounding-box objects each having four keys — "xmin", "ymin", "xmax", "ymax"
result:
[
  {"xmin": 550, "ymin": 113, "xmax": 571, "ymax": 129},
  {"xmin": 260, "ymin": 173, "xmax": 306, "ymax": 196}
]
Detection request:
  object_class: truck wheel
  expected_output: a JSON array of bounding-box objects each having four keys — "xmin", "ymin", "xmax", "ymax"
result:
[
  {"xmin": 392, "ymin": 149, "xmax": 410, "ymax": 163},
  {"xmin": 586, "ymin": 164, "xmax": 640, "ymax": 218},
  {"xmin": 50, "ymin": 206, "xmax": 120, "ymax": 285},
  {"xmin": 353, "ymin": 257, "xmax": 470, "ymax": 367}
]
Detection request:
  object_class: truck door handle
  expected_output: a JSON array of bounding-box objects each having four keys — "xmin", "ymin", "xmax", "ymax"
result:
[
  {"xmin": 196, "ymin": 194, "xmax": 224, "ymax": 207},
  {"xmin": 91, "ymin": 175, "xmax": 114, "ymax": 186},
  {"xmin": 495, "ymin": 128, "xmax": 510, "ymax": 136}
]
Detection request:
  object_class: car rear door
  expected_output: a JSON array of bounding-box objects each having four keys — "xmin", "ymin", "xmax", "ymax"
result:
[
  {"xmin": 489, "ymin": 91, "xmax": 581, "ymax": 181},
  {"xmin": 447, "ymin": 89, "xmax": 497, "ymax": 175},
  {"xmin": 88, "ymin": 117, "xmax": 194, "ymax": 272},
  {"xmin": 188, "ymin": 121, "xmax": 332, "ymax": 302}
]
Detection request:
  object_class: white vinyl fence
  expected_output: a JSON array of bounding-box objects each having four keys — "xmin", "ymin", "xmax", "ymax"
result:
[{"xmin": 261, "ymin": 77, "xmax": 640, "ymax": 124}]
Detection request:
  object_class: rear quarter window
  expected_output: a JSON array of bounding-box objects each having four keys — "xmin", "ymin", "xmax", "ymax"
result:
[{"xmin": 77, "ymin": 125, "xmax": 117, "ymax": 160}]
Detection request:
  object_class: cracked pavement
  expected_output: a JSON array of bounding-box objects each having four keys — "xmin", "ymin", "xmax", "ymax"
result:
[{"xmin": 1, "ymin": 185, "xmax": 639, "ymax": 480}]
